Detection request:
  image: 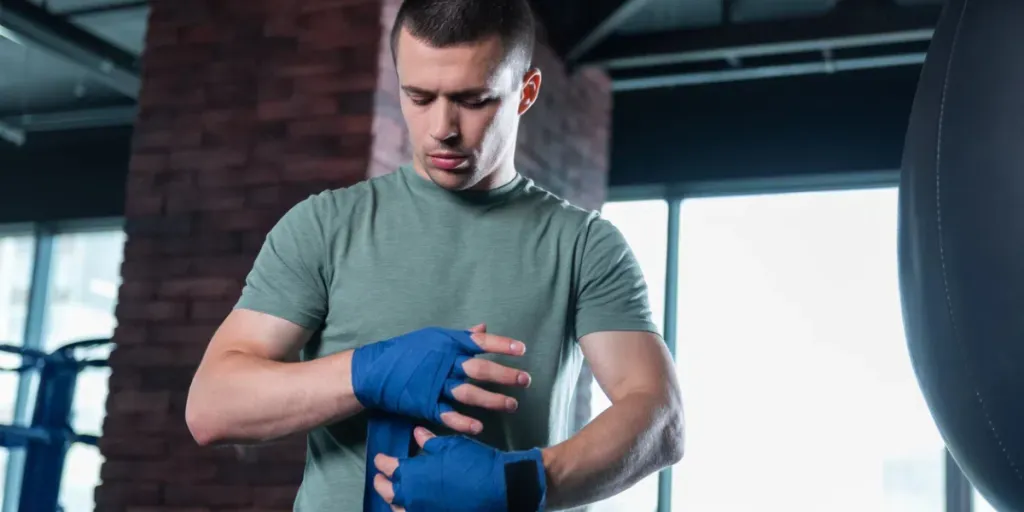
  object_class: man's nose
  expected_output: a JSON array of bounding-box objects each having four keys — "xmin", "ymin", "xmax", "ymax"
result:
[{"xmin": 429, "ymin": 102, "xmax": 459, "ymax": 143}]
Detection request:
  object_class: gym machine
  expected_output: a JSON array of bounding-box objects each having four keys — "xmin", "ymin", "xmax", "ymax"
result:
[{"xmin": 0, "ymin": 338, "xmax": 111, "ymax": 512}]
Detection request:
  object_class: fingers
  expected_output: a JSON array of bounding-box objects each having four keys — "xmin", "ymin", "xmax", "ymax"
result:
[
  {"xmin": 469, "ymin": 323, "xmax": 487, "ymax": 334},
  {"xmin": 450, "ymin": 382, "xmax": 519, "ymax": 412},
  {"xmin": 461, "ymin": 358, "xmax": 531, "ymax": 387},
  {"xmin": 392, "ymin": 506, "xmax": 405, "ymax": 512},
  {"xmin": 372, "ymin": 428, "xmax": 436, "ymax": 507},
  {"xmin": 413, "ymin": 426, "xmax": 436, "ymax": 448},
  {"xmin": 374, "ymin": 474, "xmax": 394, "ymax": 504},
  {"xmin": 374, "ymin": 454, "xmax": 399, "ymax": 478},
  {"xmin": 470, "ymin": 332, "xmax": 527, "ymax": 357},
  {"xmin": 440, "ymin": 411, "xmax": 483, "ymax": 435}
]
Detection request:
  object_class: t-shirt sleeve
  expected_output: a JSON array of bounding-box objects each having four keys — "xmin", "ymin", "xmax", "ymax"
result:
[
  {"xmin": 574, "ymin": 216, "xmax": 661, "ymax": 340},
  {"xmin": 235, "ymin": 195, "xmax": 331, "ymax": 331}
]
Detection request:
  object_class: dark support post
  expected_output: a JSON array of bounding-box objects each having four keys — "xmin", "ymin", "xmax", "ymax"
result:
[{"xmin": 17, "ymin": 351, "xmax": 79, "ymax": 512}]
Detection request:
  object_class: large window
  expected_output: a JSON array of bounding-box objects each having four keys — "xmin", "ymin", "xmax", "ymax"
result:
[
  {"xmin": 672, "ymin": 189, "xmax": 943, "ymax": 511},
  {"xmin": 0, "ymin": 222, "xmax": 124, "ymax": 512},
  {"xmin": 588, "ymin": 187, "xmax": 990, "ymax": 512}
]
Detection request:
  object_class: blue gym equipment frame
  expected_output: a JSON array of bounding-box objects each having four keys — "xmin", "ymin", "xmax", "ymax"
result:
[{"xmin": 0, "ymin": 339, "xmax": 110, "ymax": 512}]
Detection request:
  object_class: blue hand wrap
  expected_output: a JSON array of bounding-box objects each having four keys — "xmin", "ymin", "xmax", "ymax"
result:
[
  {"xmin": 351, "ymin": 327, "xmax": 482, "ymax": 423},
  {"xmin": 392, "ymin": 436, "xmax": 547, "ymax": 512},
  {"xmin": 352, "ymin": 327, "xmax": 486, "ymax": 512}
]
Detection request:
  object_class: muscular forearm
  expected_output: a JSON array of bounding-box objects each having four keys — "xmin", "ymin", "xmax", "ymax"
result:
[
  {"xmin": 185, "ymin": 349, "xmax": 363, "ymax": 445},
  {"xmin": 541, "ymin": 391, "xmax": 685, "ymax": 510}
]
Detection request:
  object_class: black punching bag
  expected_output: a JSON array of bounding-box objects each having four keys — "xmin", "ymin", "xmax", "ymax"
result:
[{"xmin": 898, "ymin": 0, "xmax": 1024, "ymax": 510}]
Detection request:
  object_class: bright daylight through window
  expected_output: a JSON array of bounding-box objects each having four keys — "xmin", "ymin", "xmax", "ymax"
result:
[
  {"xmin": 43, "ymin": 230, "xmax": 124, "ymax": 512},
  {"xmin": 590, "ymin": 188, "xmax": 952, "ymax": 511},
  {"xmin": 0, "ymin": 227, "xmax": 124, "ymax": 512},
  {"xmin": 0, "ymin": 234, "xmax": 34, "ymax": 507}
]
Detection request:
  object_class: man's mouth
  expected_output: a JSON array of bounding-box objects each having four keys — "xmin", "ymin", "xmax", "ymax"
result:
[{"xmin": 428, "ymin": 153, "xmax": 469, "ymax": 171}]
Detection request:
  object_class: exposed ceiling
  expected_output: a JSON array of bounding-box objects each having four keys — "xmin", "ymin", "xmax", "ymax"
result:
[
  {"xmin": 0, "ymin": 0, "xmax": 144, "ymax": 140},
  {"xmin": 542, "ymin": 0, "xmax": 943, "ymax": 91},
  {"xmin": 0, "ymin": 0, "xmax": 946, "ymax": 143}
]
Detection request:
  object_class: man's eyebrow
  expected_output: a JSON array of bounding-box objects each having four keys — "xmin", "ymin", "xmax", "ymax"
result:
[
  {"xmin": 401, "ymin": 86, "xmax": 432, "ymax": 95},
  {"xmin": 401, "ymin": 86, "xmax": 493, "ymax": 97}
]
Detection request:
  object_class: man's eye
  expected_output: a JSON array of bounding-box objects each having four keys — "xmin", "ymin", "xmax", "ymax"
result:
[
  {"xmin": 461, "ymin": 98, "xmax": 492, "ymax": 109},
  {"xmin": 410, "ymin": 96, "xmax": 432, "ymax": 105}
]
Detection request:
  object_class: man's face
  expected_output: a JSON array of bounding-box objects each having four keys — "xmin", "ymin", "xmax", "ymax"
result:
[{"xmin": 395, "ymin": 28, "xmax": 536, "ymax": 191}]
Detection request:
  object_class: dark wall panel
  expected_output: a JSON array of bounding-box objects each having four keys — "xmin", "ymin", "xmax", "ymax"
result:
[
  {"xmin": 0, "ymin": 126, "xmax": 132, "ymax": 224},
  {"xmin": 609, "ymin": 65, "xmax": 924, "ymax": 188}
]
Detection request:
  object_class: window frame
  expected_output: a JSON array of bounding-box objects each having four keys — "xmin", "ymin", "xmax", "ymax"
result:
[
  {"xmin": 606, "ymin": 171, "xmax": 976, "ymax": 512},
  {"xmin": 0, "ymin": 217, "xmax": 123, "ymax": 512}
]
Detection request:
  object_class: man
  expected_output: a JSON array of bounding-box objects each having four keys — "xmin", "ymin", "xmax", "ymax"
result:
[{"xmin": 185, "ymin": 0, "xmax": 684, "ymax": 510}]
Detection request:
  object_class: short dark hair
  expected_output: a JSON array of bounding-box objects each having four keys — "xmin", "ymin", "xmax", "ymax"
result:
[{"xmin": 390, "ymin": 0, "xmax": 536, "ymax": 76}]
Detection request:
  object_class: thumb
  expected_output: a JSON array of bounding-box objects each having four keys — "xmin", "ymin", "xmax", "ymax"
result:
[
  {"xmin": 414, "ymin": 426, "xmax": 436, "ymax": 449},
  {"xmin": 469, "ymin": 323, "xmax": 487, "ymax": 334}
]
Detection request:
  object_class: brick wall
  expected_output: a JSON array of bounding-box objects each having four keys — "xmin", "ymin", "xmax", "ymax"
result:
[{"xmin": 98, "ymin": 0, "xmax": 611, "ymax": 509}]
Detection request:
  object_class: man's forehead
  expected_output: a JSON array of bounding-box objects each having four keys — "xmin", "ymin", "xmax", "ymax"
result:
[{"xmin": 396, "ymin": 29, "xmax": 516, "ymax": 92}]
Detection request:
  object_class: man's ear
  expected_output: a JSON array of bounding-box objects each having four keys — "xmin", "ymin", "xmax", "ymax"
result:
[{"xmin": 518, "ymin": 67, "xmax": 542, "ymax": 115}]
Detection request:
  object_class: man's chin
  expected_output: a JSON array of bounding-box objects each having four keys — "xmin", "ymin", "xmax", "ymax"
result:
[{"xmin": 426, "ymin": 167, "xmax": 478, "ymax": 191}]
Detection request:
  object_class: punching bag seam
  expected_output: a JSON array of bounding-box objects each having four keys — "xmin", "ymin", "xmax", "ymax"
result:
[{"xmin": 934, "ymin": 0, "xmax": 1023, "ymax": 484}]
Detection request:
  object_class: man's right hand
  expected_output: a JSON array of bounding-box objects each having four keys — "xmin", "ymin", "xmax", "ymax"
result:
[{"xmin": 350, "ymin": 324, "xmax": 531, "ymax": 435}]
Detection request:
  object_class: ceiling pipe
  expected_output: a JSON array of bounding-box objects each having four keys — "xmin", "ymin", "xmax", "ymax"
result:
[{"xmin": 611, "ymin": 51, "xmax": 927, "ymax": 90}]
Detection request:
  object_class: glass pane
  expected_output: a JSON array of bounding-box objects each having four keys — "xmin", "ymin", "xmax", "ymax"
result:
[
  {"xmin": 0, "ymin": 234, "xmax": 34, "ymax": 426},
  {"xmin": 43, "ymin": 230, "xmax": 125, "ymax": 352},
  {"xmin": 0, "ymin": 232, "xmax": 34, "ymax": 509},
  {"xmin": 59, "ymin": 444, "xmax": 103, "ymax": 512},
  {"xmin": 672, "ymin": 188, "xmax": 945, "ymax": 512},
  {"xmin": 42, "ymin": 229, "xmax": 125, "ymax": 512},
  {"xmin": 588, "ymin": 200, "xmax": 668, "ymax": 512},
  {"xmin": 974, "ymin": 488, "xmax": 999, "ymax": 512}
]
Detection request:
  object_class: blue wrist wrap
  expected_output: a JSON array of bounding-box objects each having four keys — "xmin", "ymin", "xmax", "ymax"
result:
[
  {"xmin": 352, "ymin": 327, "xmax": 486, "ymax": 512},
  {"xmin": 392, "ymin": 436, "xmax": 547, "ymax": 512}
]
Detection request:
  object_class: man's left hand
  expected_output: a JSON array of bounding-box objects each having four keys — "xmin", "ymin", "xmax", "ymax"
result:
[{"xmin": 373, "ymin": 427, "xmax": 547, "ymax": 512}]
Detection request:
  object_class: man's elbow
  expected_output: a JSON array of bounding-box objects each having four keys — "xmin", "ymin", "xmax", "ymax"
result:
[
  {"xmin": 185, "ymin": 370, "xmax": 237, "ymax": 447},
  {"xmin": 185, "ymin": 389, "xmax": 221, "ymax": 446},
  {"xmin": 659, "ymin": 396, "xmax": 686, "ymax": 465},
  {"xmin": 185, "ymin": 350, "xmax": 245, "ymax": 446}
]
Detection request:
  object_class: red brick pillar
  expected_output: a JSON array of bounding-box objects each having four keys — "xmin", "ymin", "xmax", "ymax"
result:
[{"xmin": 99, "ymin": 0, "xmax": 611, "ymax": 509}]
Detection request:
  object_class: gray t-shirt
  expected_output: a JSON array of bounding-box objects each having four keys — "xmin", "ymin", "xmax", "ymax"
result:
[{"xmin": 236, "ymin": 164, "xmax": 659, "ymax": 511}]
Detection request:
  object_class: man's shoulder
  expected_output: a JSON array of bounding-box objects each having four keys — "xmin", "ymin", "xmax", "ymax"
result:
[
  {"xmin": 517, "ymin": 178, "xmax": 602, "ymax": 228},
  {"xmin": 292, "ymin": 168, "xmax": 408, "ymax": 220}
]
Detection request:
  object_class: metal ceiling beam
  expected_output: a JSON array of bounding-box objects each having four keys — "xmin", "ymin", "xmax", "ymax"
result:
[
  {"xmin": 565, "ymin": 0, "xmax": 656, "ymax": 63},
  {"xmin": 59, "ymin": 1, "xmax": 148, "ymax": 18},
  {"xmin": 611, "ymin": 52, "xmax": 927, "ymax": 91},
  {"xmin": 1, "ymin": 105, "xmax": 138, "ymax": 132},
  {"xmin": 581, "ymin": 0, "xmax": 942, "ymax": 69},
  {"xmin": 0, "ymin": 0, "xmax": 140, "ymax": 98}
]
